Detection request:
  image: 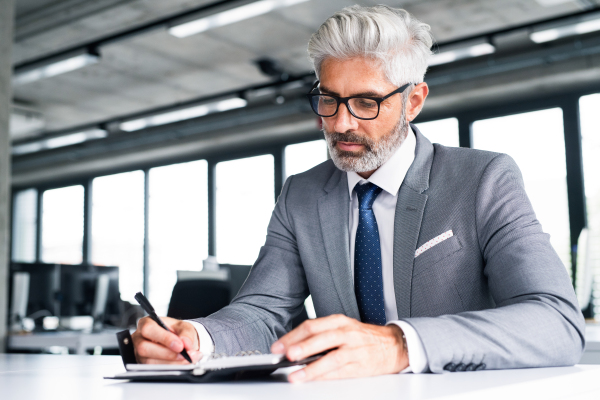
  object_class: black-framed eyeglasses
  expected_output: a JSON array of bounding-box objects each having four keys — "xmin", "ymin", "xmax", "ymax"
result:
[{"xmin": 306, "ymin": 81, "xmax": 412, "ymax": 120}]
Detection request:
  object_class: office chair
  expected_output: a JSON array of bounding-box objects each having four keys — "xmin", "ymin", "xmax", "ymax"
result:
[
  {"xmin": 169, "ymin": 266, "xmax": 310, "ymax": 328},
  {"xmin": 167, "ymin": 280, "xmax": 231, "ymax": 320},
  {"xmin": 219, "ymin": 264, "xmax": 252, "ymax": 300}
]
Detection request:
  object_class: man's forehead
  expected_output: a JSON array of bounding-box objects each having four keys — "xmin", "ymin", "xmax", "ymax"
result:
[{"xmin": 319, "ymin": 57, "xmax": 394, "ymax": 96}]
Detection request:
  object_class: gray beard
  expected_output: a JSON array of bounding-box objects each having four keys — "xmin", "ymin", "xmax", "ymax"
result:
[{"xmin": 323, "ymin": 109, "xmax": 409, "ymax": 173}]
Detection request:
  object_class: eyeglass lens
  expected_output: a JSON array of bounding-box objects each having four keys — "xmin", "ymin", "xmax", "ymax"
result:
[{"xmin": 310, "ymin": 95, "xmax": 379, "ymax": 119}]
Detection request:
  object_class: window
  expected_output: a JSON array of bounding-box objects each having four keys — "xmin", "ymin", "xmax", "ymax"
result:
[
  {"xmin": 148, "ymin": 160, "xmax": 208, "ymax": 315},
  {"xmin": 91, "ymin": 171, "xmax": 145, "ymax": 302},
  {"xmin": 216, "ymin": 155, "xmax": 274, "ymax": 265},
  {"xmin": 12, "ymin": 189, "xmax": 38, "ymax": 263},
  {"xmin": 285, "ymin": 139, "xmax": 327, "ymax": 179},
  {"xmin": 579, "ymin": 94, "xmax": 600, "ymax": 318},
  {"xmin": 41, "ymin": 185, "xmax": 84, "ymax": 264},
  {"xmin": 472, "ymin": 108, "xmax": 571, "ymax": 271},
  {"xmin": 415, "ymin": 118, "xmax": 460, "ymax": 147}
]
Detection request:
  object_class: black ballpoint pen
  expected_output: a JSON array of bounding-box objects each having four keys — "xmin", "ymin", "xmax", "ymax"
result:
[{"xmin": 134, "ymin": 292, "xmax": 193, "ymax": 364}]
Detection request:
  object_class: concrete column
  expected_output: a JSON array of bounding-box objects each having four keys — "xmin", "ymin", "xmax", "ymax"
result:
[{"xmin": 0, "ymin": 0, "xmax": 15, "ymax": 352}]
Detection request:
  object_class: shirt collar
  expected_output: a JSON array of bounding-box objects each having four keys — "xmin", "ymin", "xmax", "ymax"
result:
[{"xmin": 346, "ymin": 127, "xmax": 417, "ymax": 199}]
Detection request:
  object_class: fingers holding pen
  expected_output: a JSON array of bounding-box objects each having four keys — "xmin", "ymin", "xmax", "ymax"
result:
[
  {"xmin": 137, "ymin": 317, "xmax": 185, "ymax": 352},
  {"xmin": 135, "ymin": 339, "xmax": 193, "ymax": 362},
  {"xmin": 133, "ymin": 316, "xmax": 201, "ymax": 364}
]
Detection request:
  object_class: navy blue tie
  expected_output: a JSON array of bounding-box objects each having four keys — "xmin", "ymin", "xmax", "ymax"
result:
[{"xmin": 354, "ymin": 182, "xmax": 386, "ymax": 325}]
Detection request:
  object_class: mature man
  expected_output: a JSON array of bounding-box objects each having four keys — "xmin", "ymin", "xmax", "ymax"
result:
[{"xmin": 132, "ymin": 5, "xmax": 585, "ymax": 381}]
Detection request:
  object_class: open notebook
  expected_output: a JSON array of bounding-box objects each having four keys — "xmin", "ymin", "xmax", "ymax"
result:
[
  {"xmin": 107, "ymin": 330, "xmax": 324, "ymax": 383},
  {"xmin": 108, "ymin": 352, "xmax": 325, "ymax": 383}
]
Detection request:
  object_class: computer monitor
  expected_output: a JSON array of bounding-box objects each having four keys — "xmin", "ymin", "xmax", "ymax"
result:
[
  {"xmin": 9, "ymin": 263, "xmax": 61, "ymax": 321},
  {"xmin": 10, "ymin": 272, "xmax": 30, "ymax": 328},
  {"xmin": 59, "ymin": 264, "xmax": 121, "ymax": 327},
  {"xmin": 8, "ymin": 263, "xmax": 121, "ymax": 330}
]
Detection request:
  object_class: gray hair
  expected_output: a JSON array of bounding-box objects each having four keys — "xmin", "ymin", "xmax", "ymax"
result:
[{"xmin": 307, "ymin": 5, "xmax": 433, "ymax": 86}]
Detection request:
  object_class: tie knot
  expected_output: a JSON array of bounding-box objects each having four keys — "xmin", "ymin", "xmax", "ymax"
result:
[{"xmin": 354, "ymin": 182, "xmax": 382, "ymax": 210}]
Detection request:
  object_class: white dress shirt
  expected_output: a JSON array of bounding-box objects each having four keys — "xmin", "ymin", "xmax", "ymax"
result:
[{"xmin": 189, "ymin": 129, "xmax": 428, "ymax": 373}]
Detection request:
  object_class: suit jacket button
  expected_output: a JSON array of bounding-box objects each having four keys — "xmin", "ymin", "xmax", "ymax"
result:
[
  {"xmin": 475, "ymin": 363, "xmax": 487, "ymax": 371},
  {"xmin": 443, "ymin": 363, "xmax": 457, "ymax": 372},
  {"xmin": 465, "ymin": 363, "xmax": 476, "ymax": 371},
  {"xmin": 455, "ymin": 363, "xmax": 467, "ymax": 371}
]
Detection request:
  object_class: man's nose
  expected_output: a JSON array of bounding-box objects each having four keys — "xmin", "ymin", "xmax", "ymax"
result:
[{"xmin": 333, "ymin": 102, "xmax": 359, "ymax": 133}]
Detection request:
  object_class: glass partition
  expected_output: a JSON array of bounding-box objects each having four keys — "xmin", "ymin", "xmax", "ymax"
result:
[
  {"xmin": 472, "ymin": 108, "xmax": 571, "ymax": 272},
  {"xmin": 91, "ymin": 171, "xmax": 145, "ymax": 302},
  {"xmin": 12, "ymin": 189, "xmax": 38, "ymax": 263},
  {"xmin": 216, "ymin": 155, "xmax": 274, "ymax": 265},
  {"xmin": 285, "ymin": 139, "xmax": 327, "ymax": 179},
  {"xmin": 41, "ymin": 185, "xmax": 84, "ymax": 264},
  {"xmin": 148, "ymin": 160, "xmax": 208, "ymax": 315},
  {"xmin": 415, "ymin": 118, "xmax": 460, "ymax": 147}
]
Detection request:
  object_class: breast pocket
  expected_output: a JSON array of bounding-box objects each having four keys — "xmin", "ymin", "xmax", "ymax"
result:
[
  {"xmin": 413, "ymin": 234, "xmax": 463, "ymax": 278},
  {"xmin": 411, "ymin": 234, "xmax": 465, "ymax": 316}
]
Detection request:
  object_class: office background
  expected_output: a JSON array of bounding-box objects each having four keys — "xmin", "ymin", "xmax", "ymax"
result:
[{"xmin": 1, "ymin": 0, "xmax": 600, "ymax": 350}]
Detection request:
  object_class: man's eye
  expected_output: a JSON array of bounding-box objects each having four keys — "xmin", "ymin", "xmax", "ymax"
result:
[
  {"xmin": 322, "ymin": 98, "xmax": 336, "ymax": 105},
  {"xmin": 357, "ymin": 99, "xmax": 377, "ymax": 108}
]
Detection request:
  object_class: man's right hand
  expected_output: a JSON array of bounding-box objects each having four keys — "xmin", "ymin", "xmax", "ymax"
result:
[{"xmin": 132, "ymin": 316, "xmax": 202, "ymax": 364}]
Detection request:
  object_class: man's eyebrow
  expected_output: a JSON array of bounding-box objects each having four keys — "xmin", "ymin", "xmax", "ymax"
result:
[{"xmin": 318, "ymin": 85, "xmax": 385, "ymax": 98}]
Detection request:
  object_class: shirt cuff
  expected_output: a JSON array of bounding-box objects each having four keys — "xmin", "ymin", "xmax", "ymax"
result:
[
  {"xmin": 387, "ymin": 320, "xmax": 429, "ymax": 373},
  {"xmin": 187, "ymin": 320, "xmax": 215, "ymax": 358}
]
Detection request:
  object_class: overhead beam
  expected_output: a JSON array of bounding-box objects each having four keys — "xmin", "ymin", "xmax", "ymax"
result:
[
  {"xmin": 14, "ymin": 0, "xmax": 250, "ymax": 70},
  {"xmin": 0, "ymin": 0, "xmax": 15, "ymax": 353},
  {"xmin": 15, "ymin": 0, "xmax": 137, "ymax": 42}
]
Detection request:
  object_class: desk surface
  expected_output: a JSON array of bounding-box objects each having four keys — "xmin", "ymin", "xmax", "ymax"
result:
[{"xmin": 1, "ymin": 354, "xmax": 600, "ymax": 400}]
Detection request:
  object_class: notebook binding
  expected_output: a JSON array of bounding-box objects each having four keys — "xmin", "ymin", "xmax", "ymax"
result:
[{"xmin": 208, "ymin": 350, "xmax": 262, "ymax": 360}]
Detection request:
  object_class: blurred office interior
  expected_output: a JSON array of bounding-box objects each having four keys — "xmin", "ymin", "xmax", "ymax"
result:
[{"xmin": 0, "ymin": 0, "xmax": 600, "ymax": 357}]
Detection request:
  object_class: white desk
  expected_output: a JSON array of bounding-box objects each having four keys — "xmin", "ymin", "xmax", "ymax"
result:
[{"xmin": 1, "ymin": 354, "xmax": 599, "ymax": 400}]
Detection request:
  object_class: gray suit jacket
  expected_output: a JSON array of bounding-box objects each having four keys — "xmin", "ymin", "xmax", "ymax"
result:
[{"xmin": 194, "ymin": 125, "xmax": 585, "ymax": 373}]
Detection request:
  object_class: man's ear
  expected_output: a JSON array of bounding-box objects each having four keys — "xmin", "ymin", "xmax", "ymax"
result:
[{"xmin": 405, "ymin": 83, "xmax": 429, "ymax": 122}]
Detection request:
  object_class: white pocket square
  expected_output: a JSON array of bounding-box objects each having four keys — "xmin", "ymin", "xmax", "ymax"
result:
[{"xmin": 415, "ymin": 230, "xmax": 454, "ymax": 258}]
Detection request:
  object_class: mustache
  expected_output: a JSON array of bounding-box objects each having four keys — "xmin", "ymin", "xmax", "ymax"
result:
[{"xmin": 323, "ymin": 130, "xmax": 374, "ymax": 151}]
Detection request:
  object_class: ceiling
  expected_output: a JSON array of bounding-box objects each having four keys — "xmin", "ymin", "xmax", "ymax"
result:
[{"xmin": 10, "ymin": 0, "xmax": 599, "ymax": 140}]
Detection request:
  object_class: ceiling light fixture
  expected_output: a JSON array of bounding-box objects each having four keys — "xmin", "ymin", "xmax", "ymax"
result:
[
  {"xmin": 13, "ymin": 50, "xmax": 100, "ymax": 86},
  {"xmin": 530, "ymin": 14, "xmax": 600, "ymax": 43},
  {"xmin": 169, "ymin": 0, "xmax": 310, "ymax": 38},
  {"xmin": 429, "ymin": 40, "xmax": 496, "ymax": 66},
  {"xmin": 119, "ymin": 97, "xmax": 248, "ymax": 132},
  {"xmin": 12, "ymin": 129, "xmax": 107, "ymax": 155}
]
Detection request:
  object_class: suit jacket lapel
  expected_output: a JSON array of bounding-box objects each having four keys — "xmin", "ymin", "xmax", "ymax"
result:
[
  {"xmin": 317, "ymin": 169, "xmax": 361, "ymax": 320},
  {"xmin": 393, "ymin": 124, "xmax": 434, "ymax": 318}
]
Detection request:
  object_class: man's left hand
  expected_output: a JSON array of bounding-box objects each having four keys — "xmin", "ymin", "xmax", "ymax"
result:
[{"xmin": 271, "ymin": 314, "xmax": 409, "ymax": 383}]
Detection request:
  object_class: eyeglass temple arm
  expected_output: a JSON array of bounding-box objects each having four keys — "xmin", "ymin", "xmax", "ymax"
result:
[
  {"xmin": 381, "ymin": 83, "xmax": 412, "ymax": 101},
  {"xmin": 308, "ymin": 80, "xmax": 320, "ymax": 93}
]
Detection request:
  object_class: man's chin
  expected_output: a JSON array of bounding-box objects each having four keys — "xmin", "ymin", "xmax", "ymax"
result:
[
  {"xmin": 334, "ymin": 144, "xmax": 367, "ymax": 157},
  {"xmin": 335, "ymin": 149, "xmax": 364, "ymax": 158},
  {"xmin": 330, "ymin": 152, "xmax": 377, "ymax": 173}
]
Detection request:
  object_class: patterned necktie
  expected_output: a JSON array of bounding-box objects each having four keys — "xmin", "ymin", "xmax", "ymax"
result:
[{"xmin": 354, "ymin": 182, "xmax": 386, "ymax": 325}]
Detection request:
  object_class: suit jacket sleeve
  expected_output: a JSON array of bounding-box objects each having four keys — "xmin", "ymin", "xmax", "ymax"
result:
[
  {"xmin": 191, "ymin": 175, "xmax": 309, "ymax": 355},
  {"xmin": 402, "ymin": 154, "xmax": 585, "ymax": 373}
]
